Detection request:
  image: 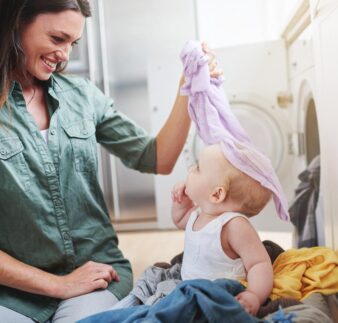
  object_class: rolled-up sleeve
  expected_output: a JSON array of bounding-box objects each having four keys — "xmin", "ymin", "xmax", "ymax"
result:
[{"xmin": 95, "ymin": 94, "xmax": 157, "ymax": 174}]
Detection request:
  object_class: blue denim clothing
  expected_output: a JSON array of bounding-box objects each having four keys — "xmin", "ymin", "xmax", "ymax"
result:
[{"xmin": 79, "ymin": 279, "xmax": 268, "ymax": 323}]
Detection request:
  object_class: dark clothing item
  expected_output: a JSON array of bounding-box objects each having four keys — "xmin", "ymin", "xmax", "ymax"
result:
[
  {"xmin": 262, "ymin": 240, "xmax": 285, "ymax": 264},
  {"xmin": 257, "ymin": 298, "xmax": 302, "ymax": 318},
  {"xmin": 289, "ymin": 156, "xmax": 320, "ymax": 247},
  {"xmin": 79, "ymin": 279, "xmax": 267, "ymax": 323},
  {"xmin": 264, "ymin": 293, "xmax": 334, "ymax": 323},
  {"xmin": 0, "ymin": 74, "xmax": 156, "ymax": 322}
]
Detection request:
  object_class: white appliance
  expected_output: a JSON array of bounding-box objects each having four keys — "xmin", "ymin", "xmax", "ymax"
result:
[
  {"xmin": 310, "ymin": 0, "xmax": 338, "ymax": 249},
  {"xmin": 286, "ymin": 28, "xmax": 323, "ymax": 243}
]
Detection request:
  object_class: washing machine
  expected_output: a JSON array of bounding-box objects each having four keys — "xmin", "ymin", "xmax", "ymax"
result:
[
  {"xmin": 153, "ymin": 40, "xmax": 297, "ymax": 232},
  {"xmin": 287, "ymin": 24, "xmax": 324, "ymax": 245}
]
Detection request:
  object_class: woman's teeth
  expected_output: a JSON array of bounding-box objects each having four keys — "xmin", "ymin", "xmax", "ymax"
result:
[{"xmin": 42, "ymin": 57, "xmax": 57, "ymax": 68}]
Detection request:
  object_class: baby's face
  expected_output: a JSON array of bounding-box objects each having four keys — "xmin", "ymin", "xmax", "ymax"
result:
[{"xmin": 185, "ymin": 145, "xmax": 227, "ymax": 205}]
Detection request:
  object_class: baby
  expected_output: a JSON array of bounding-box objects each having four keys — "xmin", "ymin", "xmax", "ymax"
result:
[{"xmin": 171, "ymin": 143, "xmax": 273, "ymax": 315}]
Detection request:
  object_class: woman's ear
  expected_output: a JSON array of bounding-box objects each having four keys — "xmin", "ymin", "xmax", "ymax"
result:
[{"xmin": 209, "ymin": 186, "xmax": 227, "ymax": 204}]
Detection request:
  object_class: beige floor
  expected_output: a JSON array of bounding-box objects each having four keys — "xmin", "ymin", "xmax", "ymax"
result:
[
  {"xmin": 118, "ymin": 230, "xmax": 185, "ymax": 280},
  {"xmin": 118, "ymin": 229, "xmax": 293, "ymax": 280}
]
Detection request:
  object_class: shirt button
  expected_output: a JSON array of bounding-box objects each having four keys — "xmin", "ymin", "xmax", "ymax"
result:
[
  {"xmin": 63, "ymin": 232, "xmax": 71, "ymax": 241},
  {"xmin": 81, "ymin": 129, "xmax": 88, "ymax": 135},
  {"xmin": 0, "ymin": 150, "xmax": 5, "ymax": 155},
  {"xmin": 54, "ymin": 199, "xmax": 62, "ymax": 206},
  {"xmin": 50, "ymin": 129, "xmax": 56, "ymax": 135}
]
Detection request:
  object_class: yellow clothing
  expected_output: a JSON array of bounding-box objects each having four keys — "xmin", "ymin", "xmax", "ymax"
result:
[{"xmin": 271, "ymin": 247, "xmax": 338, "ymax": 300}]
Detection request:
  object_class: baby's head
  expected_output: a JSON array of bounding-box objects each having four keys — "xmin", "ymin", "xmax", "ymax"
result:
[{"xmin": 185, "ymin": 144, "xmax": 271, "ymax": 216}]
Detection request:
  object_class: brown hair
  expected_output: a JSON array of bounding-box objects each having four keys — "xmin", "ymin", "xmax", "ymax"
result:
[{"xmin": 0, "ymin": 0, "xmax": 91, "ymax": 107}]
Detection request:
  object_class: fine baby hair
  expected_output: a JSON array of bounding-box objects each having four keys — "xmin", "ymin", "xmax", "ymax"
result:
[
  {"xmin": 198, "ymin": 143, "xmax": 272, "ymax": 217},
  {"xmin": 221, "ymin": 154, "xmax": 272, "ymax": 217}
]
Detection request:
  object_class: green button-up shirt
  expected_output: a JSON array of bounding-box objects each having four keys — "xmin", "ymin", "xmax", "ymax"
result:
[{"xmin": 0, "ymin": 74, "xmax": 156, "ymax": 322}]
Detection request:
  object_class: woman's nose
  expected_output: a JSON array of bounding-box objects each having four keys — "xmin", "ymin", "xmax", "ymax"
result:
[{"xmin": 56, "ymin": 45, "xmax": 72, "ymax": 62}]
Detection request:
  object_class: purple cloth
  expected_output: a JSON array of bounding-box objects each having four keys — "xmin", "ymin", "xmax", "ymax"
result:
[{"xmin": 180, "ymin": 41, "xmax": 289, "ymax": 221}]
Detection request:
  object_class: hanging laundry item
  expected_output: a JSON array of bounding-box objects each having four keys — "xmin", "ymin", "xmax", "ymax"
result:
[
  {"xmin": 289, "ymin": 155, "xmax": 320, "ymax": 247},
  {"xmin": 180, "ymin": 41, "xmax": 289, "ymax": 221}
]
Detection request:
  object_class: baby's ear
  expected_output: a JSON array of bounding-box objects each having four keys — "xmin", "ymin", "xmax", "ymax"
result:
[{"xmin": 209, "ymin": 186, "xmax": 227, "ymax": 203}]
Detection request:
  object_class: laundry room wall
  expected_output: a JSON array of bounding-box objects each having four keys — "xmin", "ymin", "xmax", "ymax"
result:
[
  {"xmin": 195, "ymin": 0, "xmax": 295, "ymax": 47},
  {"xmin": 86, "ymin": 0, "xmax": 312, "ymax": 235}
]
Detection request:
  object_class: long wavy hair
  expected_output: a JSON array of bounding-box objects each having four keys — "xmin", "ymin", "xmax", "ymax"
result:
[{"xmin": 0, "ymin": 0, "xmax": 91, "ymax": 107}]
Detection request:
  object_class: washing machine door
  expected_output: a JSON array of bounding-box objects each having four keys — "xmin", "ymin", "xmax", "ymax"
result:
[{"xmin": 184, "ymin": 92, "xmax": 291, "ymax": 178}]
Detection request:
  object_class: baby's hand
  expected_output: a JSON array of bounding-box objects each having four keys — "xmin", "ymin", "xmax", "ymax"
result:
[
  {"xmin": 171, "ymin": 182, "xmax": 192, "ymax": 206},
  {"xmin": 171, "ymin": 182, "xmax": 195, "ymax": 228},
  {"xmin": 235, "ymin": 290, "xmax": 260, "ymax": 316}
]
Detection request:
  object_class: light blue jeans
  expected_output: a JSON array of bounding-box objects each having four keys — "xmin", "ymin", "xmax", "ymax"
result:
[{"xmin": 0, "ymin": 290, "xmax": 118, "ymax": 323}]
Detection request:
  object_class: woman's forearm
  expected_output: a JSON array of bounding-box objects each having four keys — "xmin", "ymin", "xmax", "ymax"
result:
[
  {"xmin": 156, "ymin": 77, "xmax": 190, "ymax": 174},
  {"xmin": 0, "ymin": 250, "xmax": 59, "ymax": 297},
  {"xmin": 0, "ymin": 250, "xmax": 117, "ymax": 300}
]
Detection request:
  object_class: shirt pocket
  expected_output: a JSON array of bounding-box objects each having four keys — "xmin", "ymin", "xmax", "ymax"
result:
[
  {"xmin": 62, "ymin": 119, "xmax": 97, "ymax": 173},
  {"xmin": 0, "ymin": 137, "xmax": 31, "ymax": 191}
]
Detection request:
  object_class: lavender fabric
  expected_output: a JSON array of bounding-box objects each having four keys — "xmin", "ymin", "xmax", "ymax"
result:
[{"xmin": 180, "ymin": 41, "xmax": 289, "ymax": 221}]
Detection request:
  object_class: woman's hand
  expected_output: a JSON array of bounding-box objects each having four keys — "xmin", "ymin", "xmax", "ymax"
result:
[
  {"xmin": 202, "ymin": 42, "xmax": 223, "ymax": 78},
  {"xmin": 53, "ymin": 261, "xmax": 120, "ymax": 299},
  {"xmin": 155, "ymin": 41, "xmax": 221, "ymax": 174},
  {"xmin": 235, "ymin": 290, "xmax": 261, "ymax": 316}
]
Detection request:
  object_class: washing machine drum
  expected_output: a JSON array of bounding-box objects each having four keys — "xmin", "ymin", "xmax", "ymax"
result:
[{"xmin": 187, "ymin": 101, "xmax": 287, "ymax": 174}]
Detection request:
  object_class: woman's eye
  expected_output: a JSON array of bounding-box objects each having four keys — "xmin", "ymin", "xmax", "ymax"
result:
[{"xmin": 52, "ymin": 36, "xmax": 64, "ymax": 43}]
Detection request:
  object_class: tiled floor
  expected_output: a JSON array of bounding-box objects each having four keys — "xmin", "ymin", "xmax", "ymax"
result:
[{"xmin": 118, "ymin": 229, "xmax": 293, "ymax": 280}]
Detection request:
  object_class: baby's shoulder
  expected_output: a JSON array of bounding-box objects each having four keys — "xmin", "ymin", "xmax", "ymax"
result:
[
  {"xmin": 219, "ymin": 212, "xmax": 249, "ymax": 227},
  {"xmin": 221, "ymin": 214, "xmax": 254, "ymax": 237}
]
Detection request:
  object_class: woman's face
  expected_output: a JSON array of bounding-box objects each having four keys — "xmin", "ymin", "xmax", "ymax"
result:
[{"xmin": 20, "ymin": 10, "xmax": 85, "ymax": 81}]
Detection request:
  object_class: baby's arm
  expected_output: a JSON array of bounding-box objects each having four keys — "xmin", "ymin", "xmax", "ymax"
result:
[
  {"xmin": 171, "ymin": 182, "xmax": 196, "ymax": 230},
  {"xmin": 223, "ymin": 217, "xmax": 273, "ymax": 315}
]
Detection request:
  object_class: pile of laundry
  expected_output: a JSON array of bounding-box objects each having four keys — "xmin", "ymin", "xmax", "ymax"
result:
[{"xmin": 79, "ymin": 243, "xmax": 337, "ymax": 323}]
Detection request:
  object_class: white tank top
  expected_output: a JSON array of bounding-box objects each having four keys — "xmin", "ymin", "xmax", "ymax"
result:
[
  {"xmin": 40, "ymin": 128, "xmax": 49, "ymax": 143},
  {"xmin": 181, "ymin": 209, "xmax": 247, "ymax": 281}
]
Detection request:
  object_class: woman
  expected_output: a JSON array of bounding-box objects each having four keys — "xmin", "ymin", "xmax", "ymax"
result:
[{"xmin": 0, "ymin": 0, "xmax": 219, "ymax": 322}]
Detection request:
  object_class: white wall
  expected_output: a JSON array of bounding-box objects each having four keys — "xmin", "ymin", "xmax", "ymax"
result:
[{"xmin": 196, "ymin": 0, "xmax": 296, "ymax": 48}]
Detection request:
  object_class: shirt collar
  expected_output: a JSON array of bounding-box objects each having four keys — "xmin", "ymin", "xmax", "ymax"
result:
[
  {"xmin": 9, "ymin": 80, "xmax": 19, "ymax": 95},
  {"xmin": 9, "ymin": 73, "xmax": 61, "ymax": 95}
]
